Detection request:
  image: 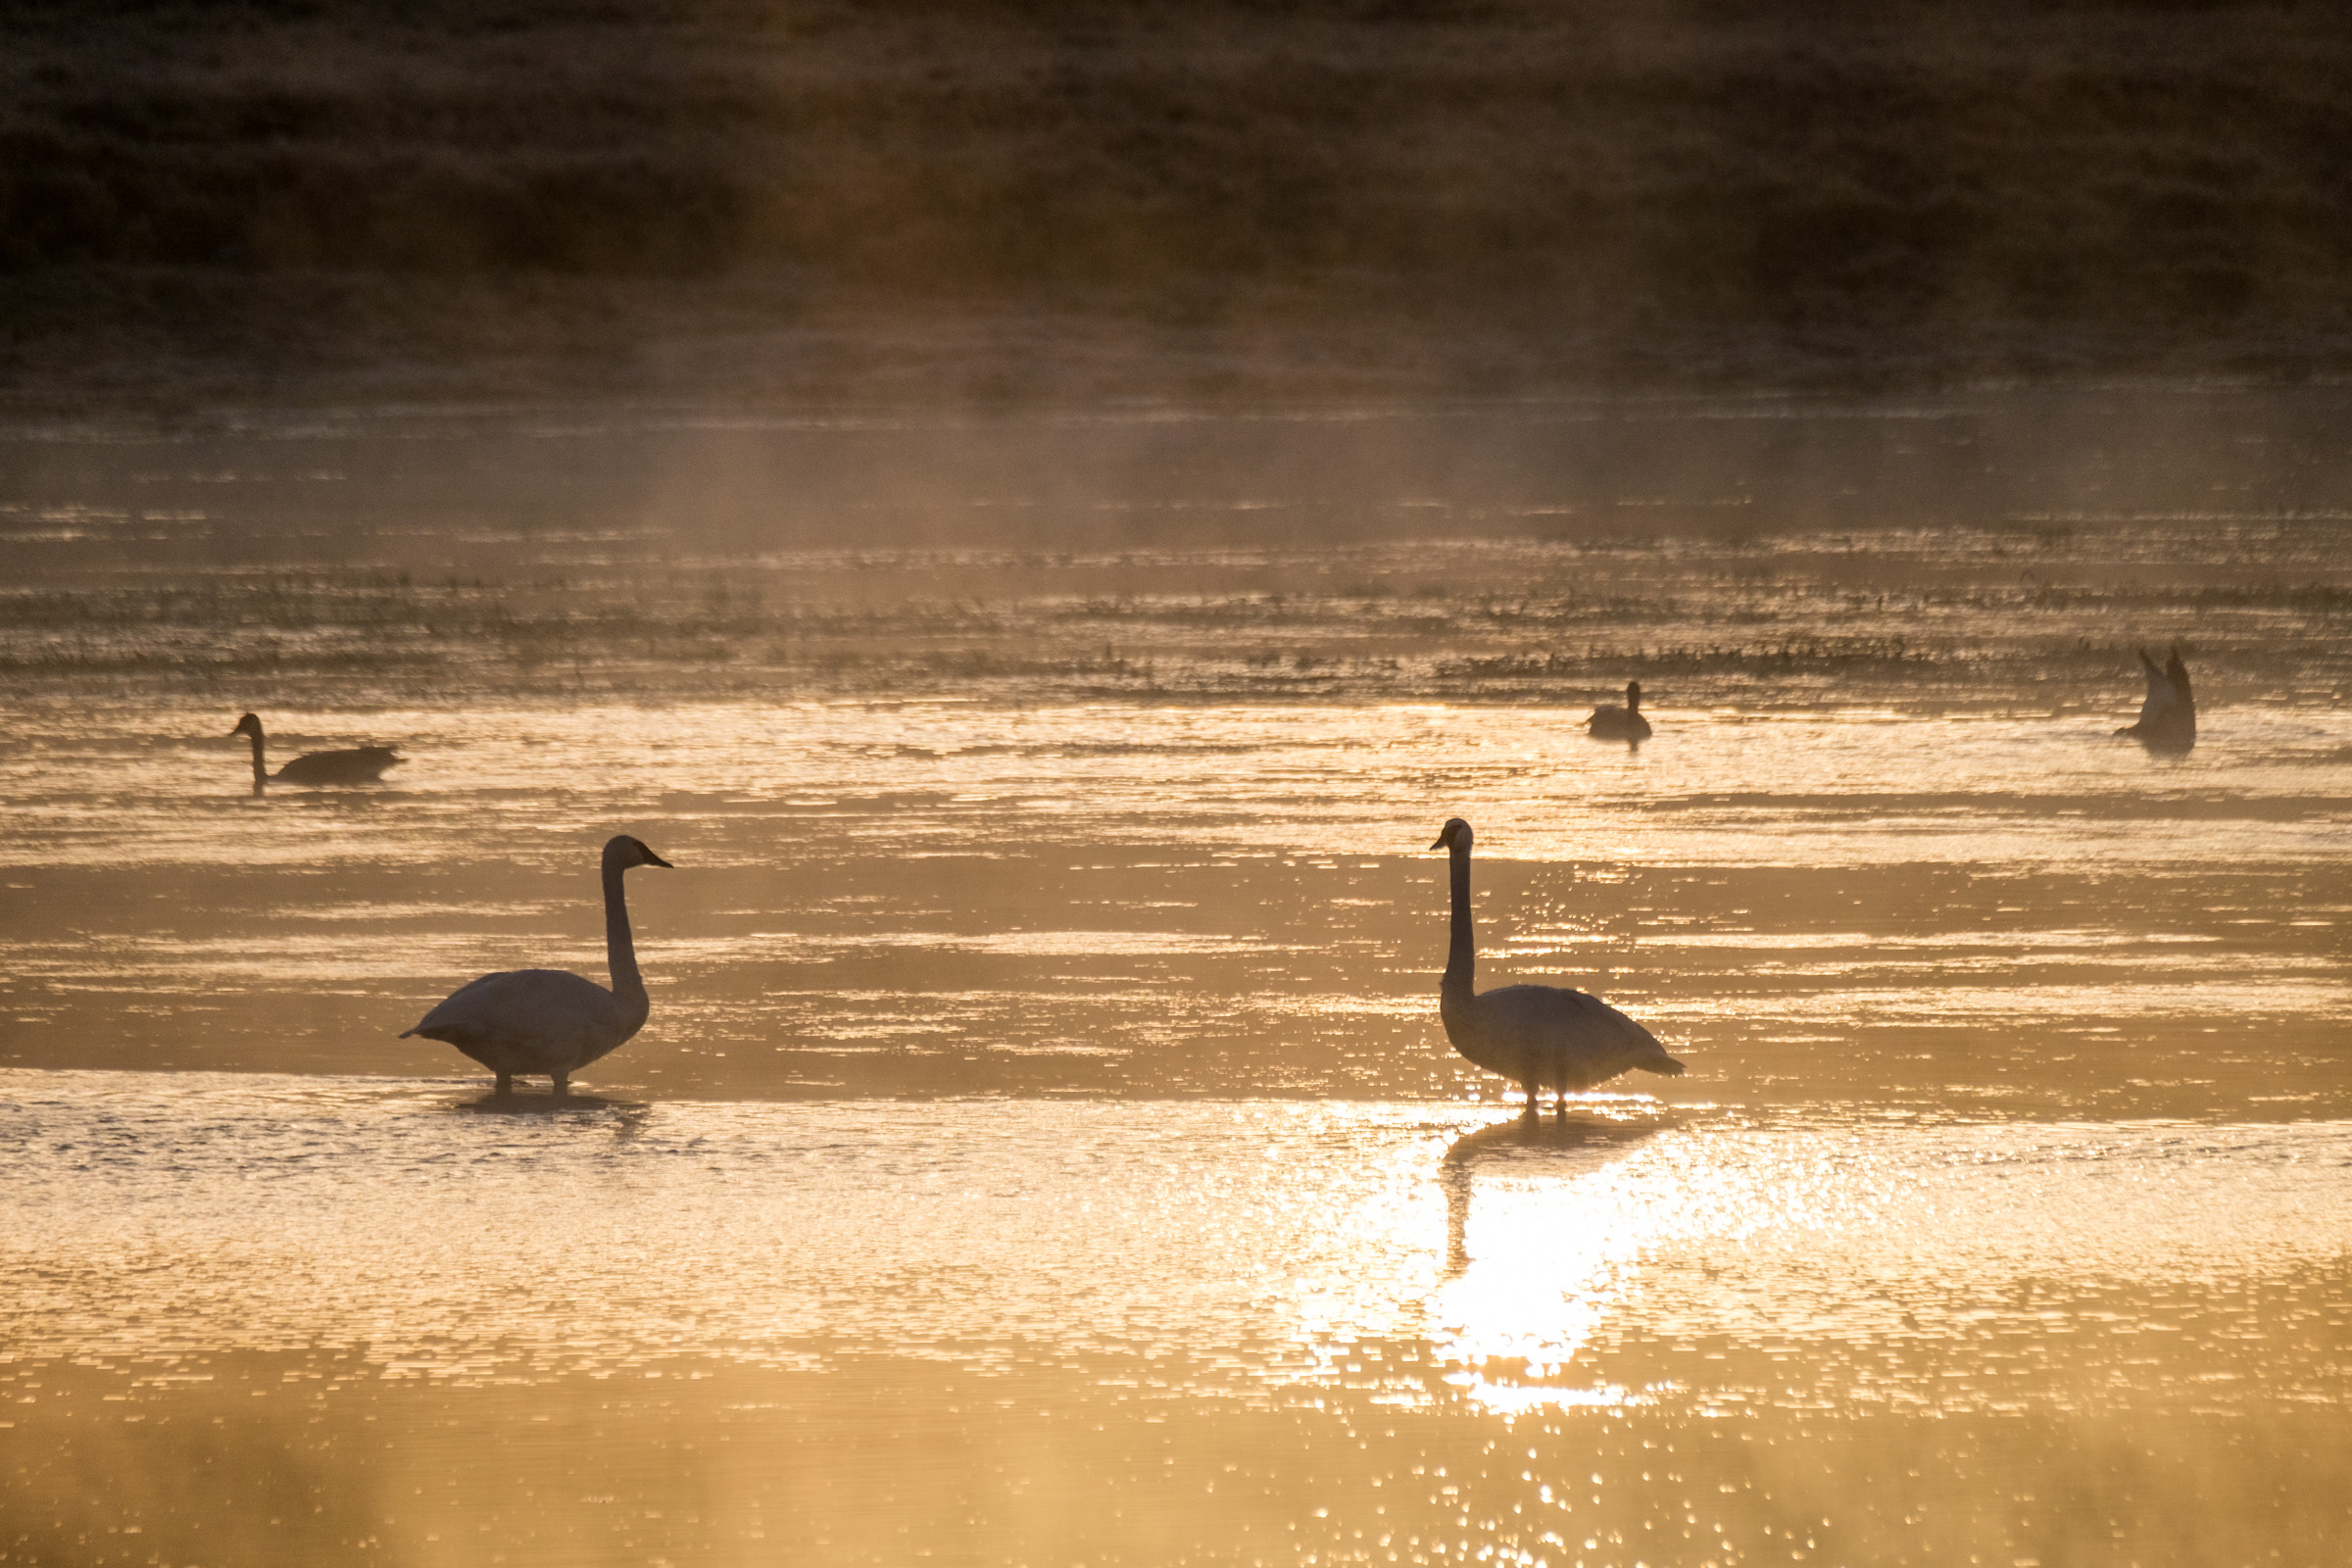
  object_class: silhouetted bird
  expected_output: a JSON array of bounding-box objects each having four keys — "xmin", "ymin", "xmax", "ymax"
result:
[
  {"xmin": 2115, "ymin": 646, "xmax": 2195, "ymax": 754},
  {"xmin": 1430, "ymin": 817, "xmax": 1683, "ymax": 1117},
  {"xmin": 403, "ymin": 835, "xmax": 674, "ymax": 1097},
  {"xmin": 1586, "ymin": 680, "xmax": 1651, "ymax": 742},
  {"xmin": 230, "ymin": 712, "xmax": 402, "ymax": 795}
]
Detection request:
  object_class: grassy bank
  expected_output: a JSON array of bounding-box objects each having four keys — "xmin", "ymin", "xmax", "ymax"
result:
[{"xmin": 6, "ymin": 0, "xmax": 2352, "ymax": 408}]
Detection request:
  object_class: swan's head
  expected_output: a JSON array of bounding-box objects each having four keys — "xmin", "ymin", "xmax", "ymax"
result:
[
  {"xmin": 229, "ymin": 712, "xmax": 263, "ymax": 739},
  {"xmin": 1626, "ymin": 680, "xmax": 1643, "ymax": 708},
  {"xmin": 1430, "ymin": 817, "xmax": 1473, "ymax": 852},
  {"xmin": 604, "ymin": 834, "xmax": 675, "ymax": 870}
]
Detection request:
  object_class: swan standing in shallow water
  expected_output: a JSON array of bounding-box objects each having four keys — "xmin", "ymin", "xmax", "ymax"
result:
[
  {"xmin": 1586, "ymin": 681, "xmax": 1651, "ymax": 742},
  {"xmin": 1431, "ymin": 817, "xmax": 1683, "ymax": 1116},
  {"xmin": 403, "ymin": 834, "xmax": 674, "ymax": 1097},
  {"xmin": 2115, "ymin": 646, "xmax": 2195, "ymax": 755},
  {"xmin": 230, "ymin": 712, "xmax": 402, "ymax": 794}
]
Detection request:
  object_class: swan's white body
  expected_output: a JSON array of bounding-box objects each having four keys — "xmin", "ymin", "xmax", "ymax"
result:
[
  {"xmin": 1431, "ymin": 817, "xmax": 1682, "ymax": 1114},
  {"xmin": 402, "ymin": 834, "xmax": 672, "ymax": 1096},
  {"xmin": 230, "ymin": 712, "xmax": 401, "ymax": 794},
  {"xmin": 2116, "ymin": 647, "xmax": 2195, "ymax": 754},
  {"xmin": 1587, "ymin": 681, "xmax": 1651, "ymax": 742}
]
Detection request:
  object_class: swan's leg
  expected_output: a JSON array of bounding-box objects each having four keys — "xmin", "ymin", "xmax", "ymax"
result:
[
  {"xmin": 494, "ymin": 1071, "xmax": 513, "ymax": 1098},
  {"xmin": 551, "ymin": 1070, "xmax": 569, "ymax": 1099}
]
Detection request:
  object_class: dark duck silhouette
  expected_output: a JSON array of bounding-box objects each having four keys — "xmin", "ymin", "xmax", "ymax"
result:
[
  {"xmin": 2114, "ymin": 647, "xmax": 2195, "ymax": 755},
  {"xmin": 231, "ymin": 712, "xmax": 403, "ymax": 794},
  {"xmin": 1586, "ymin": 680, "xmax": 1651, "ymax": 742},
  {"xmin": 1430, "ymin": 817, "xmax": 1684, "ymax": 1117}
]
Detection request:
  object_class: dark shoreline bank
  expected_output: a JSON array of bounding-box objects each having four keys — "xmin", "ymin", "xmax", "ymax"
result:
[{"xmin": 8, "ymin": 0, "xmax": 2352, "ymax": 416}]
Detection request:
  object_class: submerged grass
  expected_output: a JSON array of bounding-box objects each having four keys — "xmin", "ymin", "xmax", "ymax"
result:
[{"xmin": 8, "ymin": 530, "xmax": 2348, "ymax": 707}]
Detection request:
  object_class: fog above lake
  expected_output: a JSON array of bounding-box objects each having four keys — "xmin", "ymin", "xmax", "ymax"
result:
[{"xmin": 8, "ymin": 5, "xmax": 2352, "ymax": 1563}]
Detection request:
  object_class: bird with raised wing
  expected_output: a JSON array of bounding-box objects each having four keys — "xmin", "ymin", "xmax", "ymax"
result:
[
  {"xmin": 230, "ymin": 712, "xmax": 402, "ymax": 795},
  {"xmin": 1430, "ymin": 817, "xmax": 1683, "ymax": 1116},
  {"xmin": 2114, "ymin": 646, "xmax": 2195, "ymax": 755},
  {"xmin": 403, "ymin": 834, "xmax": 674, "ymax": 1097}
]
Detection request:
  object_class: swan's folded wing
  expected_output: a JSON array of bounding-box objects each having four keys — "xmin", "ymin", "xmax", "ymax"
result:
[
  {"xmin": 275, "ymin": 746, "xmax": 402, "ymax": 784},
  {"xmin": 1473, "ymin": 984, "xmax": 1680, "ymax": 1069},
  {"xmin": 1570, "ymin": 988, "xmax": 1680, "ymax": 1065},
  {"xmin": 401, "ymin": 968, "xmax": 615, "ymax": 1063},
  {"xmin": 1548, "ymin": 988, "xmax": 1681, "ymax": 1074}
]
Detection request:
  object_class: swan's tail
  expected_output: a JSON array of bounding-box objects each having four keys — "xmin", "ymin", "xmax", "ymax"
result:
[{"xmin": 1638, "ymin": 1054, "xmax": 1686, "ymax": 1076}]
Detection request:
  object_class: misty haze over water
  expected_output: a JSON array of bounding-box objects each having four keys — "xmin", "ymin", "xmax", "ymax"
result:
[
  {"xmin": 6, "ymin": 3, "xmax": 2352, "ymax": 1565},
  {"xmin": 6, "ymin": 386, "xmax": 2350, "ymax": 1564}
]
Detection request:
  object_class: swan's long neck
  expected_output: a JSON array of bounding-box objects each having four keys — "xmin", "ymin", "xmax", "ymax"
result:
[
  {"xmin": 603, "ymin": 860, "xmax": 646, "ymax": 1004},
  {"xmin": 1443, "ymin": 841, "xmax": 1475, "ymax": 999},
  {"xmin": 245, "ymin": 729, "xmax": 268, "ymax": 795}
]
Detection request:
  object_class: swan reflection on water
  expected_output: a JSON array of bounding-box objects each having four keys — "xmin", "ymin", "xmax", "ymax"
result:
[
  {"xmin": 1423, "ymin": 1109, "xmax": 1674, "ymax": 1412},
  {"xmin": 1440, "ymin": 1111, "xmax": 1663, "ymax": 1277},
  {"xmin": 448, "ymin": 1090, "xmax": 648, "ymax": 1119}
]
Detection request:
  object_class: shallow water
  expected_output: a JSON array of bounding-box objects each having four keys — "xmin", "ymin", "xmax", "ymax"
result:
[
  {"xmin": 5, "ymin": 696, "xmax": 2345, "ymax": 1117},
  {"xmin": 7, "ymin": 1076, "xmax": 2351, "ymax": 1565},
  {"xmin": 3, "ymin": 392, "xmax": 2350, "ymax": 1565}
]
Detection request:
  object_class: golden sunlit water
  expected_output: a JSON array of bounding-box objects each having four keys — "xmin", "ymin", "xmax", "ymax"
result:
[{"xmin": 5, "ymin": 394, "xmax": 2351, "ymax": 1565}]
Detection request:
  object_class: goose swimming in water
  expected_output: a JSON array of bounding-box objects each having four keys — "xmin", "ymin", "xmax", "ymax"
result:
[
  {"xmin": 1431, "ymin": 817, "xmax": 1683, "ymax": 1116},
  {"xmin": 230, "ymin": 712, "xmax": 402, "ymax": 794},
  {"xmin": 1586, "ymin": 681, "xmax": 1651, "ymax": 742},
  {"xmin": 402, "ymin": 834, "xmax": 674, "ymax": 1097},
  {"xmin": 2115, "ymin": 646, "xmax": 2195, "ymax": 755}
]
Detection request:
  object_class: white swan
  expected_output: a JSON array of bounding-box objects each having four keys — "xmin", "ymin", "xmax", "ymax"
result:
[
  {"xmin": 402, "ymin": 834, "xmax": 674, "ymax": 1097},
  {"xmin": 1431, "ymin": 817, "xmax": 1682, "ymax": 1115},
  {"xmin": 231, "ymin": 712, "xmax": 402, "ymax": 795},
  {"xmin": 2115, "ymin": 646, "xmax": 2195, "ymax": 754},
  {"xmin": 1586, "ymin": 680, "xmax": 1651, "ymax": 742}
]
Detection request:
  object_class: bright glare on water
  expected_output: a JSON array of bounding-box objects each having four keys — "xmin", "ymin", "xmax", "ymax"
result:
[{"xmin": 3, "ymin": 395, "xmax": 2350, "ymax": 1566}]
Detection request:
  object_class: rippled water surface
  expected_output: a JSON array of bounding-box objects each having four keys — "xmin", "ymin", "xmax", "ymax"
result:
[{"xmin": 3, "ymin": 393, "xmax": 2350, "ymax": 1565}]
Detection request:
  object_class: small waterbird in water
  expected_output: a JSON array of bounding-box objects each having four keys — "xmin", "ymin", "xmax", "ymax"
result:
[
  {"xmin": 1586, "ymin": 680, "xmax": 1651, "ymax": 742},
  {"xmin": 2115, "ymin": 646, "xmax": 2195, "ymax": 755},
  {"xmin": 402, "ymin": 834, "xmax": 674, "ymax": 1098},
  {"xmin": 1430, "ymin": 817, "xmax": 1683, "ymax": 1116},
  {"xmin": 230, "ymin": 711, "xmax": 402, "ymax": 794}
]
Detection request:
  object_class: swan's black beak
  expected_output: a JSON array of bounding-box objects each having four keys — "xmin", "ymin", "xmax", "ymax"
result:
[{"xmin": 645, "ymin": 850, "xmax": 674, "ymax": 869}]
